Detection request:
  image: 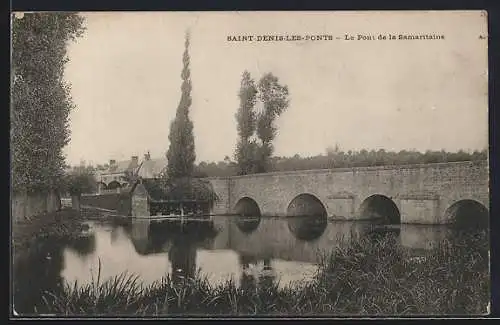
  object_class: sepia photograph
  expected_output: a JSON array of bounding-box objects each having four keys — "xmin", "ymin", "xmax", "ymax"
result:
[{"xmin": 11, "ymin": 11, "xmax": 489, "ymax": 317}]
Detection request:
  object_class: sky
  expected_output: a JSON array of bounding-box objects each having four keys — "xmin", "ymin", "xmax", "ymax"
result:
[{"xmin": 61, "ymin": 11, "xmax": 488, "ymax": 166}]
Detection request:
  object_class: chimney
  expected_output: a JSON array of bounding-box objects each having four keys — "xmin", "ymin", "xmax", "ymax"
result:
[
  {"xmin": 144, "ymin": 152, "xmax": 151, "ymax": 161},
  {"xmin": 109, "ymin": 159, "xmax": 116, "ymax": 166}
]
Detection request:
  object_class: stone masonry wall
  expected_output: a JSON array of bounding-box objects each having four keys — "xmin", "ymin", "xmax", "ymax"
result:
[
  {"xmin": 207, "ymin": 161, "xmax": 489, "ymax": 225},
  {"xmin": 11, "ymin": 190, "xmax": 61, "ymax": 221},
  {"xmin": 80, "ymin": 193, "xmax": 123, "ymax": 211}
]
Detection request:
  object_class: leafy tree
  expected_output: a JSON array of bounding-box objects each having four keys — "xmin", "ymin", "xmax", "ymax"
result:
[
  {"xmin": 163, "ymin": 177, "xmax": 219, "ymax": 211},
  {"xmin": 233, "ymin": 71, "xmax": 289, "ymax": 174},
  {"xmin": 254, "ymin": 73, "xmax": 289, "ymax": 172},
  {"xmin": 166, "ymin": 31, "xmax": 196, "ymax": 179},
  {"xmin": 61, "ymin": 165, "xmax": 97, "ymax": 196},
  {"xmin": 11, "ymin": 13, "xmax": 85, "ymax": 193},
  {"xmin": 234, "ymin": 71, "xmax": 258, "ymax": 175}
]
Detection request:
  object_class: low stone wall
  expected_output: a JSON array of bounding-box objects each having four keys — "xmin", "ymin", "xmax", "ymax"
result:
[
  {"xmin": 80, "ymin": 193, "xmax": 122, "ymax": 211},
  {"xmin": 11, "ymin": 190, "xmax": 61, "ymax": 221},
  {"xmin": 80, "ymin": 193, "xmax": 132, "ymax": 216}
]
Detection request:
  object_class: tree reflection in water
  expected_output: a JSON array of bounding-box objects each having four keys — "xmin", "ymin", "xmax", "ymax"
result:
[
  {"xmin": 65, "ymin": 234, "xmax": 96, "ymax": 257},
  {"xmin": 168, "ymin": 236, "xmax": 197, "ymax": 283},
  {"xmin": 238, "ymin": 254, "xmax": 277, "ymax": 294},
  {"xmin": 14, "ymin": 237, "xmax": 65, "ymax": 314},
  {"xmin": 149, "ymin": 220, "xmax": 219, "ymax": 283},
  {"xmin": 14, "ymin": 233, "xmax": 97, "ymax": 314},
  {"xmin": 258, "ymin": 258, "xmax": 275, "ymax": 290},
  {"xmin": 239, "ymin": 254, "xmax": 257, "ymax": 292}
]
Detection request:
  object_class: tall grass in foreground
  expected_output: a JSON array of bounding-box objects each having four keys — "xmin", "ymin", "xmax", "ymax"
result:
[{"xmin": 41, "ymin": 232, "xmax": 489, "ymax": 316}]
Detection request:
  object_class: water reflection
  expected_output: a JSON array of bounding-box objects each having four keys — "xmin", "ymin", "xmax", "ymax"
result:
[
  {"xmin": 14, "ymin": 237, "xmax": 65, "ymax": 314},
  {"xmin": 13, "ymin": 232, "xmax": 96, "ymax": 314},
  {"xmin": 168, "ymin": 237, "xmax": 197, "ymax": 282},
  {"xmin": 238, "ymin": 254, "xmax": 277, "ymax": 292},
  {"xmin": 65, "ymin": 233, "xmax": 97, "ymax": 258},
  {"xmin": 235, "ymin": 215, "xmax": 261, "ymax": 234},
  {"xmin": 220, "ymin": 217, "xmax": 374, "ymax": 264},
  {"xmin": 399, "ymin": 224, "xmax": 451, "ymax": 251},
  {"xmin": 287, "ymin": 215, "xmax": 328, "ymax": 241},
  {"xmin": 13, "ymin": 213, "xmax": 486, "ymax": 314}
]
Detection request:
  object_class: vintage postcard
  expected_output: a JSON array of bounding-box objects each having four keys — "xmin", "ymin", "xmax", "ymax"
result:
[{"xmin": 11, "ymin": 11, "xmax": 489, "ymax": 317}]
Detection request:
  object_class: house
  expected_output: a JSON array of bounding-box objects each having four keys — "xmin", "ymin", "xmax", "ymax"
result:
[
  {"xmin": 97, "ymin": 156, "xmax": 140, "ymax": 193},
  {"xmin": 128, "ymin": 178, "xmax": 217, "ymax": 218},
  {"xmin": 135, "ymin": 152, "xmax": 168, "ymax": 179}
]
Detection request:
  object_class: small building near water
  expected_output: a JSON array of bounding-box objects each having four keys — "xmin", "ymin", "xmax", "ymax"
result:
[{"xmin": 128, "ymin": 178, "xmax": 216, "ymax": 218}]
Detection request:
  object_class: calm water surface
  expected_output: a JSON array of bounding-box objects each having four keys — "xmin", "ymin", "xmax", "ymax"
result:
[
  {"xmin": 14, "ymin": 214, "xmax": 464, "ymax": 313},
  {"xmin": 32, "ymin": 216, "xmax": 455, "ymax": 283}
]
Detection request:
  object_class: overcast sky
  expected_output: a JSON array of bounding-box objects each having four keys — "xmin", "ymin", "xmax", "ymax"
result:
[{"xmin": 61, "ymin": 11, "xmax": 488, "ymax": 166}]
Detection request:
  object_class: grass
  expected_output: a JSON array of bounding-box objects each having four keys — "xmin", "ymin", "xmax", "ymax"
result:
[{"xmin": 37, "ymin": 230, "xmax": 489, "ymax": 316}]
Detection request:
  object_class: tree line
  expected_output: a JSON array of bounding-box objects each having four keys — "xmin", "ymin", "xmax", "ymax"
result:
[{"xmin": 193, "ymin": 148, "xmax": 488, "ymax": 178}]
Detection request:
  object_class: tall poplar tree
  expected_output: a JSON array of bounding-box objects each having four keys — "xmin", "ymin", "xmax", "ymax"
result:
[
  {"xmin": 234, "ymin": 71, "xmax": 258, "ymax": 175},
  {"xmin": 166, "ymin": 32, "xmax": 196, "ymax": 179},
  {"xmin": 11, "ymin": 13, "xmax": 85, "ymax": 193}
]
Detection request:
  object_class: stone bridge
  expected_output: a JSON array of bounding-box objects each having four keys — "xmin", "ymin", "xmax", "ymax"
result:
[{"xmin": 207, "ymin": 160, "xmax": 489, "ymax": 225}]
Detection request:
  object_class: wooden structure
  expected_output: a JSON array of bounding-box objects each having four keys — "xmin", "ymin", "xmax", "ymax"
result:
[{"xmin": 129, "ymin": 178, "xmax": 213, "ymax": 218}]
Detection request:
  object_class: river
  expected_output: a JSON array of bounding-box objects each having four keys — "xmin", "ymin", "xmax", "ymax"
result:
[{"xmin": 12, "ymin": 213, "xmax": 484, "ymax": 314}]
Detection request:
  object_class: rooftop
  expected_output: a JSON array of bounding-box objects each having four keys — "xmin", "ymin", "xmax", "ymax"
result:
[{"xmin": 136, "ymin": 157, "xmax": 168, "ymax": 179}]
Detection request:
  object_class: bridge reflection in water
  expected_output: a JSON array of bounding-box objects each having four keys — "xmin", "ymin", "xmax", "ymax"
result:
[
  {"xmin": 60, "ymin": 215, "xmax": 459, "ymax": 289},
  {"xmin": 212, "ymin": 216, "xmax": 454, "ymax": 264},
  {"xmin": 15, "ymin": 212, "xmax": 478, "ymax": 314}
]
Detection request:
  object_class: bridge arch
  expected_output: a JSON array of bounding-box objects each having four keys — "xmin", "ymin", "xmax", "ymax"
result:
[
  {"xmin": 97, "ymin": 182, "xmax": 108, "ymax": 191},
  {"xmin": 233, "ymin": 197, "xmax": 261, "ymax": 233},
  {"xmin": 107, "ymin": 181, "xmax": 122, "ymax": 190},
  {"xmin": 286, "ymin": 193, "xmax": 327, "ymax": 217},
  {"xmin": 286, "ymin": 193, "xmax": 328, "ymax": 241},
  {"xmin": 359, "ymin": 194, "xmax": 401, "ymax": 224},
  {"xmin": 444, "ymin": 199, "xmax": 489, "ymax": 230},
  {"xmin": 234, "ymin": 197, "xmax": 261, "ymax": 217}
]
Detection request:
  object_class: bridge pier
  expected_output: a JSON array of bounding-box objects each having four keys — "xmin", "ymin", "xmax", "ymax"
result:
[{"xmin": 397, "ymin": 195, "xmax": 441, "ymax": 224}]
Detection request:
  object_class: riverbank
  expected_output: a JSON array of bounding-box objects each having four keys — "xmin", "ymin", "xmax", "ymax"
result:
[{"xmin": 39, "ymin": 231, "xmax": 489, "ymax": 316}]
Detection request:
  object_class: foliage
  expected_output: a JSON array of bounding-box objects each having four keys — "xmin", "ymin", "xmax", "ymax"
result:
[
  {"xmin": 235, "ymin": 71, "xmax": 258, "ymax": 141},
  {"xmin": 256, "ymin": 73, "xmax": 290, "ymax": 145},
  {"xmin": 234, "ymin": 71, "xmax": 259, "ymax": 175},
  {"xmin": 61, "ymin": 165, "xmax": 97, "ymax": 196},
  {"xmin": 164, "ymin": 177, "xmax": 219, "ymax": 207},
  {"xmin": 196, "ymin": 148, "xmax": 488, "ymax": 177},
  {"xmin": 166, "ymin": 32, "xmax": 196, "ymax": 179},
  {"xmin": 234, "ymin": 140, "xmax": 260, "ymax": 175},
  {"xmin": 140, "ymin": 177, "xmax": 219, "ymax": 210},
  {"xmin": 11, "ymin": 13, "xmax": 85, "ymax": 193},
  {"xmin": 194, "ymin": 160, "xmax": 237, "ymax": 178},
  {"xmin": 272, "ymin": 148, "xmax": 488, "ymax": 171},
  {"xmin": 37, "ymin": 231, "xmax": 488, "ymax": 316},
  {"xmin": 233, "ymin": 72, "xmax": 290, "ymax": 175}
]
